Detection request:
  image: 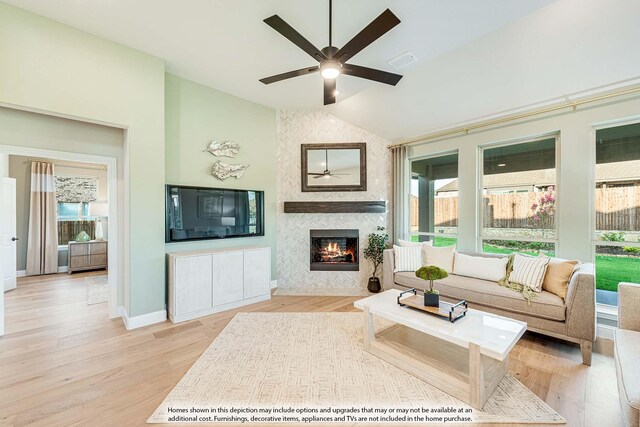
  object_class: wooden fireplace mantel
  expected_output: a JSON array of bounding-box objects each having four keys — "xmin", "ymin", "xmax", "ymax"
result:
[{"xmin": 283, "ymin": 201, "xmax": 387, "ymax": 214}]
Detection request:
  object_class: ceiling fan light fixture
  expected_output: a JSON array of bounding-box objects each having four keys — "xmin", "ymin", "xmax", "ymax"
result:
[{"xmin": 320, "ymin": 60, "xmax": 341, "ymax": 79}]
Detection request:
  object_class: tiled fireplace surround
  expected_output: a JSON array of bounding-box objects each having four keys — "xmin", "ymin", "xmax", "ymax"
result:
[{"xmin": 276, "ymin": 110, "xmax": 391, "ymax": 295}]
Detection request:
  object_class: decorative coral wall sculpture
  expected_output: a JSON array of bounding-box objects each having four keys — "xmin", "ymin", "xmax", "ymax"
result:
[
  {"xmin": 206, "ymin": 140, "xmax": 240, "ymax": 158},
  {"xmin": 211, "ymin": 161, "xmax": 250, "ymax": 180}
]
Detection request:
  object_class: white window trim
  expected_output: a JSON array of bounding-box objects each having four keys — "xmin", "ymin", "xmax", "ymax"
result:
[
  {"xmin": 410, "ymin": 232, "xmax": 458, "ymax": 238},
  {"xmin": 597, "ymin": 303, "xmax": 618, "ymax": 321}
]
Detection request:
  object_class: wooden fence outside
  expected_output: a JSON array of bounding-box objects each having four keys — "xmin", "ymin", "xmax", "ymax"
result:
[
  {"xmin": 410, "ymin": 186, "xmax": 640, "ymax": 231},
  {"xmin": 58, "ymin": 220, "xmax": 96, "ymax": 245}
]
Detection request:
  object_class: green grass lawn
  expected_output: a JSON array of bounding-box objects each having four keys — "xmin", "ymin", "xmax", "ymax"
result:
[
  {"xmin": 595, "ymin": 255, "xmax": 640, "ymax": 291},
  {"xmin": 482, "ymin": 244, "xmax": 554, "ymax": 257},
  {"xmin": 407, "ymin": 236, "xmax": 639, "ymax": 292}
]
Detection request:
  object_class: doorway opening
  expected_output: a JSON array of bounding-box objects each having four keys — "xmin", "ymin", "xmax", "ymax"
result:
[{"xmin": 8, "ymin": 156, "xmax": 111, "ymax": 310}]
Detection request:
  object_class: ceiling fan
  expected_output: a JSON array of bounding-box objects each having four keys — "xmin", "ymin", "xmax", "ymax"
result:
[
  {"xmin": 308, "ymin": 150, "xmax": 349, "ymax": 179},
  {"xmin": 259, "ymin": 0, "xmax": 403, "ymax": 105}
]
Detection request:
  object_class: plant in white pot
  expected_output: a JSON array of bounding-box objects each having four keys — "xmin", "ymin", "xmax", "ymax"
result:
[
  {"xmin": 415, "ymin": 265, "xmax": 448, "ymax": 307},
  {"xmin": 363, "ymin": 226, "xmax": 389, "ymax": 293}
]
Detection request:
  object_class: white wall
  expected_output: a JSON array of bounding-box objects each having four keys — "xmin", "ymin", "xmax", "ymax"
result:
[
  {"xmin": 331, "ymin": 0, "xmax": 640, "ymax": 142},
  {"xmin": 408, "ymin": 94, "xmax": 640, "ymax": 263},
  {"xmin": 0, "ymin": 154, "xmax": 8, "ymax": 178},
  {"xmin": 277, "ymin": 110, "xmax": 391, "ymax": 293}
]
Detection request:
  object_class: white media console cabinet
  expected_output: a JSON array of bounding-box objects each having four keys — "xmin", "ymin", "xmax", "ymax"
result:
[{"xmin": 167, "ymin": 246, "xmax": 271, "ymax": 323}]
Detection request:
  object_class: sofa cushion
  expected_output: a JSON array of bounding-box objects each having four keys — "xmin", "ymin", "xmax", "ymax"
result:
[
  {"xmin": 453, "ymin": 252, "xmax": 508, "ymax": 282},
  {"xmin": 509, "ymin": 254, "xmax": 550, "ymax": 292},
  {"xmin": 393, "ymin": 245, "xmax": 422, "ymax": 272},
  {"xmin": 539, "ymin": 254, "xmax": 580, "ymax": 300},
  {"xmin": 615, "ymin": 329, "xmax": 640, "ymax": 421},
  {"xmin": 398, "ymin": 239, "xmax": 420, "ymax": 247},
  {"xmin": 424, "ymin": 244, "xmax": 455, "ymax": 273},
  {"xmin": 394, "ymin": 272, "xmax": 566, "ymax": 321}
]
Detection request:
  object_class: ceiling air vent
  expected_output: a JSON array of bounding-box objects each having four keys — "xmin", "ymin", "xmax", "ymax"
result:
[{"xmin": 387, "ymin": 51, "xmax": 418, "ymax": 70}]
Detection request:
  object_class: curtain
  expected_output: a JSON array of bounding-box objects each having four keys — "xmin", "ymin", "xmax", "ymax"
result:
[
  {"xmin": 391, "ymin": 145, "xmax": 409, "ymax": 244},
  {"xmin": 26, "ymin": 162, "xmax": 59, "ymax": 275}
]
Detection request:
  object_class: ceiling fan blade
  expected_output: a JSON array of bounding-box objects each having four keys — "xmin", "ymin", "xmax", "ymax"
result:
[
  {"xmin": 333, "ymin": 9, "xmax": 400, "ymax": 63},
  {"xmin": 312, "ymin": 175, "xmax": 326, "ymax": 179},
  {"xmin": 342, "ymin": 64, "xmax": 402, "ymax": 86},
  {"xmin": 324, "ymin": 78, "xmax": 336, "ymax": 105},
  {"xmin": 260, "ymin": 66, "xmax": 319, "ymax": 84},
  {"xmin": 331, "ymin": 174, "xmax": 350, "ymax": 176},
  {"xmin": 307, "ymin": 173, "xmax": 325, "ymax": 176},
  {"xmin": 330, "ymin": 175, "xmax": 342, "ymax": 179},
  {"xmin": 264, "ymin": 15, "xmax": 327, "ymax": 62}
]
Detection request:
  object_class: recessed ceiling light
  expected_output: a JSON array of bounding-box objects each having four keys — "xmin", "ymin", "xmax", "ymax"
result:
[
  {"xmin": 498, "ymin": 163, "xmax": 506, "ymax": 167},
  {"xmin": 334, "ymin": 90, "xmax": 340, "ymax": 97}
]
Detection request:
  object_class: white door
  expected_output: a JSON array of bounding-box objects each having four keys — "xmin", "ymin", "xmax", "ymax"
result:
[
  {"xmin": 243, "ymin": 248, "xmax": 270, "ymax": 299},
  {"xmin": 212, "ymin": 251, "xmax": 244, "ymax": 306},
  {"xmin": 1, "ymin": 178, "xmax": 17, "ymax": 292},
  {"xmin": 173, "ymin": 255, "xmax": 213, "ymax": 316},
  {"xmin": 0, "ymin": 179, "xmax": 6, "ymax": 336}
]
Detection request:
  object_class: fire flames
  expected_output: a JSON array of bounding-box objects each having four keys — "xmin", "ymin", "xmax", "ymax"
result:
[
  {"xmin": 325, "ymin": 242, "xmax": 343, "ymax": 256},
  {"xmin": 317, "ymin": 241, "xmax": 355, "ymax": 263}
]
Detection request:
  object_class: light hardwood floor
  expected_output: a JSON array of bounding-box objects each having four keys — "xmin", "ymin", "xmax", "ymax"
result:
[{"xmin": 0, "ymin": 272, "xmax": 624, "ymax": 427}]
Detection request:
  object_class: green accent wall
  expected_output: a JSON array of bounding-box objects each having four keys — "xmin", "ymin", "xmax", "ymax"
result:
[
  {"xmin": 164, "ymin": 74, "xmax": 277, "ymax": 278},
  {"xmin": 0, "ymin": 1, "xmax": 165, "ymax": 317}
]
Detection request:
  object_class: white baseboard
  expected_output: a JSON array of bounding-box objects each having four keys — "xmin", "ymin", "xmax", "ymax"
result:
[
  {"xmin": 270, "ymin": 279, "xmax": 278, "ymax": 289},
  {"xmin": 121, "ymin": 307, "xmax": 167, "ymax": 330},
  {"xmin": 597, "ymin": 324, "xmax": 616, "ymax": 340},
  {"xmin": 16, "ymin": 266, "xmax": 68, "ymax": 277}
]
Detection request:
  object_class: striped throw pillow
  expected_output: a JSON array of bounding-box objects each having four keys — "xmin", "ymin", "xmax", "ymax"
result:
[
  {"xmin": 393, "ymin": 245, "xmax": 423, "ymax": 272},
  {"xmin": 509, "ymin": 254, "xmax": 550, "ymax": 292}
]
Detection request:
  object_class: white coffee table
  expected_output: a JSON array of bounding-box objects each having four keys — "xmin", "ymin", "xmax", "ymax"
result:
[{"xmin": 354, "ymin": 289, "xmax": 526, "ymax": 409}]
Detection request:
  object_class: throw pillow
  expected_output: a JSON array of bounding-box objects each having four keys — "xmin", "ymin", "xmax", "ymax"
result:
[
  {"xmin": 397, "ymin": 239, "xmax": 434, "ymax": 251},
  {"xmin": 509, "ymin": 253, "xmax": 550, "ymax": 292},
  {"xmin": 423, "ymin": 244, "xmax": 456, "ymax": 273},
  {"xmin": 539, "ymin": 253, "xmax": 580, "ymax": 300},
  {"xmin": 393, "ymin": 245, "xmax": 422, "ymax": 272},
  {"xmin": 453, "ymin": 252, "xmax": 508, "ymax": 282},
  {"xmin": 398, "ymin": 239, "xmax": 432, "ymax": 247}
]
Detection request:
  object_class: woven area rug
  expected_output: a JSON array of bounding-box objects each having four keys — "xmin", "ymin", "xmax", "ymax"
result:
[
  {"xmin": 86, "ymin": 274, "xmax": 108, "ymax": 305},
  {"xmin": 148, "ymin": 313, "xmax": 564, "ymax": 425},
  {"xmin": 274, "ymin": 287, "xmax": 371, "ymax": 296}
]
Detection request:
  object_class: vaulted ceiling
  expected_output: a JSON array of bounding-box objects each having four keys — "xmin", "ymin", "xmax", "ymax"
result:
[{"xmin": 5, "ymin": 0, "xmax": 640, "ymax": 142}]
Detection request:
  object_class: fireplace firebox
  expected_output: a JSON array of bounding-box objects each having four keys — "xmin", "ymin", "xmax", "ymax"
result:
[{"xmin": 310, "ymin": 229, "xmax": 359, "ymax": 271}]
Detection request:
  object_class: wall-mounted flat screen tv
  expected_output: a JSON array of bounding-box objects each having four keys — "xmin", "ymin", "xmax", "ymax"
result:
[{"xmin": 165, "ymin": 184, "xmax": 264, "ymax": 243}]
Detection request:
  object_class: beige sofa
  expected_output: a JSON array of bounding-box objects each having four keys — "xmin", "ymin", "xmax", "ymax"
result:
[
  {"xmin": 382, "ymin": 249, "xmax": 596, "ymax": 365},
  {"xmin": 616, "ymin": 283, "xmax": 640, "ymax": 427}
]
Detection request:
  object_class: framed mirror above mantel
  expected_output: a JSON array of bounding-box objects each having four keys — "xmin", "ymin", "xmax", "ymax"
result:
[{"xmin": 301, "ymin": 143, "xmax": 366, "ymax": 192}]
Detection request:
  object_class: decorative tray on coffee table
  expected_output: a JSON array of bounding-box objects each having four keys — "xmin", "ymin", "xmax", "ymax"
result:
[{"xmin": 397, "ymin": 288, "xmax": 468, "ymax": 323}]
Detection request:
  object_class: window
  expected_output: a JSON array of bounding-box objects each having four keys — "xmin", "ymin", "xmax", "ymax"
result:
[
  {"xmin": 248, "ymin": 191, "xmax": 257, "ymax": 234},
  {"xmin": 594, "ymin": 122, "xmax": 640, "ymax": 306},
  {"xmin": 409, "ymin": 153, "xmax": 458, "ymax": 246},
  {"xmin": 57, "ymin": 202, "xmax": 96, "ymax": 245},
  {"xmin": 57, "ymin": 202, "xmax": 89, "ymax": 218},
  {"xmin": 480, "ymin": 137, "xmax": 557, "ymax": 256}
]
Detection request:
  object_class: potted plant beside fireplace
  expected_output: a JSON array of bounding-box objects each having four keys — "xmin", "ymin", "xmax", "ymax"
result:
[
  {"xmin": 363, "ymin": 226, "xmax": 389, "ymax": 293},
  {"xmin": 415, "ymin": 266, "xmax": 448, "ymax": 307}
]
